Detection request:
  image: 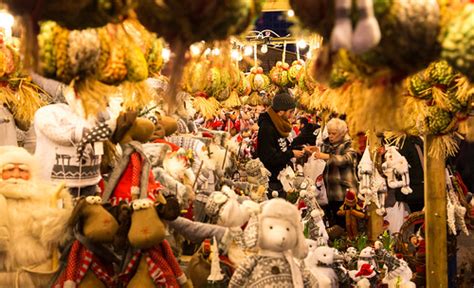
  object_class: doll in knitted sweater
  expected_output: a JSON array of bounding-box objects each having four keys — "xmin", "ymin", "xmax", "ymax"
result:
[{"xmin": 229, "ymin": 198, "xmax": 317, "ymax": 287}]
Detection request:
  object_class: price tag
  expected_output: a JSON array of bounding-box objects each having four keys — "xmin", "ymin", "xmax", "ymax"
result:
[{"xmin": 94, "ymin": 142, "xmax": 104, "ymax": 156}]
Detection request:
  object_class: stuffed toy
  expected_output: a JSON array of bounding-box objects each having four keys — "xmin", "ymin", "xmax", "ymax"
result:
[
  {"xmin": 204, "ymin": 186, "xmax": 260, "ymax": 266},
  {"xmin": 344, "ymin": 246, "xmax": 359, "ymax": 269},
  {"xmin": 0, "ymin": 146, "xmax": 73, "ymax": 287},
  {"xmin": 52, "ymin": 196, "xmax": 119, "ymax": 288},
  {"xmin": 304, "ymin": 243, "xmax": 350, "ymax": 287},
  {"xmin": 337, "ymin": 190, "xmax": 368, "ymax": 240},
  {"xmin": 382, "ymin": 146, "xmax": 412, "ymax": 195},
  {"xmin": 330, "ymin": 0, "xmax": 381, "ymax": 53},
  {"xmin": 299, "ymin": 189, "xmax": 328, "ymax": 244},
  {"xmin": 230, "ymin": 198, "xmax": 316, "ymax": 287},
  {"xmin": 115, "ymin": 194, "xmax": 190, "ymax": 288},
  {"xmin": 349, "ymin": 246, "xmax": 379, "ymax": 287},
  {"xmin": 101, "ymin": 111, "xmax": 157, "ymax": 205},
  {"xmin": 373, "ymin": 241, "xmax": 416, "ymax": 288},
  {"xmin": 358, "ymin": 146, "xmax": 387, "ymax": 216},
  {"xmin": 99, "ymin": 111, "xmax": 190, "ymax": 287}
]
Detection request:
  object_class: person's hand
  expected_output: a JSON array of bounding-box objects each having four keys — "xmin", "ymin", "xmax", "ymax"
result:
[
  {"xmin": 293, "ymin": 150, "xmax": 304, "ymax": 158},
  {"xmin": 304, "ymin": 145, "xmax": 318, "ymax": 154}
]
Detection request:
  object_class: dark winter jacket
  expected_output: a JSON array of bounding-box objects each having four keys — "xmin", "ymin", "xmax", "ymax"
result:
[
  {"xmin": 256, "ymin": 112, "xmax": 294, "ymax": 184},
  {"xmin": 292, "ymin": 123, "xmax": 318, "ymax": 150},
  {"xmin": 394, "ymin": 136, "xmax": 424, "ymax": 210},
  {"xmin": 320, "ymin": 135, "xmax": 359, "ymax": 202}
]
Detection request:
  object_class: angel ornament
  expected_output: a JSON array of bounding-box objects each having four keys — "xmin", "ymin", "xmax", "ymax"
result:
[
  {"xmin": 358, "ymin": 146, "xmax": 387, "ymax": 216},
  {"xmin": 382, "ymin": 146, "xmax": 413, "ymax": 195}
]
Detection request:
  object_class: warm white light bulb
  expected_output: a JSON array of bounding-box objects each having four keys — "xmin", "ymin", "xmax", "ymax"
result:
[
  {"xmin": 287, "ymin": 9, "xmax": 295, "ymax": 17},
  {"xmin": 260, "ymin": 44, "xmax": 268, "ymax": 54},
  {"xmin": 190, "ymin": 44, "xmax": 201, "ymax": 56},
  {"xmin": 244, "ymin": 45, "xmax": 253, "ymax": 56},
  {"xmin": 212, "ymin": 48, "xmax": 220, "ymax": 56},
  {"xmin": 306, "ymin": 50, "xmax": 312, "ymax": 59},
  {"xmin": 297, "ymin": 39, "xmax": 307, "ymax": 49},
  {"xmin": 0, "ymin": 11, "xmax": 14, "ymax": 41},
  {"xmin": 204, "ymin": 48, "xmax": 211, "ymax": 56},
  {"xmin": 162, "ymin": 48, "xmax": 171, "ymax": 62},
  {"xmin": 231, "ymin": 49, "xmax": 241, "ymax": 61}
]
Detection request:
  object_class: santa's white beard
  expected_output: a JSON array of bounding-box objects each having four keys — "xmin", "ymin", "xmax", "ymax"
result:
[{"xmin": 0, "ymin": 178, "xmax": 37, "ymax": 199}]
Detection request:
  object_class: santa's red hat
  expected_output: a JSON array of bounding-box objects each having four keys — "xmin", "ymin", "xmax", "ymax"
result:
[{"xmin": 355, "ymin": 263, "xmax": 376, "ymax": 278}]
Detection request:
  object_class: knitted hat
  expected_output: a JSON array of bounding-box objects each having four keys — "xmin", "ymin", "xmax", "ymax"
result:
[
  {"xmin": 344, "ymin": 189, "xmax": 357, "ymax": 206},
  {"xmin": 259, "ymin": 198, "xmax": 308, "ymax": 259},
  {"xmin": 271, "ymin": 92, "xmax": 296, "ymax": 111}
]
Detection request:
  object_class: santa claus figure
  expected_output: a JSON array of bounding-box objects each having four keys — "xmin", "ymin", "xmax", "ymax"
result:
[{"xmin": 0, "ymin": 146, "xmax": 73, "ymax": 287}]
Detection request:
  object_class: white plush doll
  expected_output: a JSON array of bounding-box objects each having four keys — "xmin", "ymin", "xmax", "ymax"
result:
[
  {"xmin": 382, "ymin": 146, "xmax": 413, "ymax": 195},
  {"xmin": 300, "ymin": 189, "xmax": 329, "ymax": 243},
  {"xmin": 358, "ymin": 146, "xmax": 374, "ymax": 199},
  {"xmin": 278, "ymin": 166, "xmax": 296, "ymax": 194},
  {"xmin": 230, "ymin": 198, "xmax": 316, "ymax": 287},
  {"xmin": 345, "ymin": 246, "xmax": 359, "ymax": 263},
  {"xmin": 349, "ymin": 247, "xmax": 379, "ymax": 286},
  {"xmin": 357, "ymin": 146, "xmax": 387, "ymax": 216},
  {"xmin": 205, "ymin": 186, "xmax": 259, "ymax": 266},
  {"xmin": 305, "ymin": 244, "xmax": 341, "ymax": 288},
  {"xmin": 330, "ymin": 0, "xmax": 381, "ymax": 53},
  {"xmin": 374, "ymin": 241, "xmax": 416, "ymax": 288}
]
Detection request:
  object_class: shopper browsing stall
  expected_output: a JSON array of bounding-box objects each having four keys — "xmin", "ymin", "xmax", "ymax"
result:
[
  {"xmin": 306, "ymin": 118, "xmax": 359, "ymax": 227},
  {"xmin": 256, "ymin": 92, "xmax": 304, "ymax": 199}
]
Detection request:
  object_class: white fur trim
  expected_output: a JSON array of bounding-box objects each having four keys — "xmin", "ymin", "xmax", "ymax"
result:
[{"xmin": 0, "ymin": 146, "xmax": 38, "ymax": 179}]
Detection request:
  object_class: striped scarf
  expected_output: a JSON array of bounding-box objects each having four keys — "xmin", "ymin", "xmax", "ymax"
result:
[
  {"xmin": 120, "ymin": 240, "xmax": 186, "ymax": 287},
  {"xmin": 53, "ymin": 241, "xmax": 115, "ymax": 288}
]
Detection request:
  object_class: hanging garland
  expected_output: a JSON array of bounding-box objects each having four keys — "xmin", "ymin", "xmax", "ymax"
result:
[{"xmin": 37, "ymin": 19, "xmax": 165, "ymax": 116}]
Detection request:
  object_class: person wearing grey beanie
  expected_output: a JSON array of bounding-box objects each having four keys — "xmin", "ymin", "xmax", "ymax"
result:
[{"xmin": 256, "ymin": 92, "xmax": 304, "ymax": 199}]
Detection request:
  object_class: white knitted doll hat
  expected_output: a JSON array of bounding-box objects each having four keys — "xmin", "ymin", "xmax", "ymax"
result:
[
  {"xmin": 0, "ymin": 146, "xmax": 38, "ymax": 180},
  {"xmin": 259, "ymin": 198, "xmax": 308, "ymax": 259}
]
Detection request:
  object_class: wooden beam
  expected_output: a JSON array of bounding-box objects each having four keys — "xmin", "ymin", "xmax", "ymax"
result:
[
  {"xmin": 424, "ymin": 135, "xmax": 448, "ymax": 287},
  {"xmin": 262, "ymin": 0, "xmax": 290, "ymax": 11}
]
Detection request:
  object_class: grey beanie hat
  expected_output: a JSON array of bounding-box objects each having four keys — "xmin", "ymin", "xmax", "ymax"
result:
[{"xmin": 271, "ymin": 92, "xmax": 296, "ymax": 111}]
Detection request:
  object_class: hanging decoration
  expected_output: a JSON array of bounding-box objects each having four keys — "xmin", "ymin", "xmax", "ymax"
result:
[
  {"xmin": 36, "ymin": 18, "xmax": 165, "ymax": 116},
  {"xmin": 441, "ymin": 3, "xmax": 474, "ymax": 82},
  {"xmin": 0, "ymin": 38, "xmax": 47, "ymax": 125},
  {"xmin": 134, "ymin": 0, "xmax": 264, "ymax": 111}
]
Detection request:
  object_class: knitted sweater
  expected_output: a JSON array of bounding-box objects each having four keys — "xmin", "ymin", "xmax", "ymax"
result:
[
  {"xmin": 0, "ymin": 105, "xmax": 18, "ymax": 146},
  {"xmin": 34, "ymin": 104, "xmax": 101, "ymax": 187},
  {"xmin": 229, "ymin": 255, "xmax": 315, "ymax": 288}
]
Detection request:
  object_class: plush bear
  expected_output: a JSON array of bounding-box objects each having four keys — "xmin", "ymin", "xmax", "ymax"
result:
[{"xmin": 229, "ymin": 198, "xmax": 316, "ymax": 287}]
